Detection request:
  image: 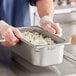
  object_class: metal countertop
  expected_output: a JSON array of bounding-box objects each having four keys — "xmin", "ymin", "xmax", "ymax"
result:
[{"xmin": 0, "ymin": 57, "xmax": 76, "ymax": 76}]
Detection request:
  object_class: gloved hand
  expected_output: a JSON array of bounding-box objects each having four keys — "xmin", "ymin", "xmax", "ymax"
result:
[
  {"xmin": 0, "ymin": 20, "xmax": 22, "ymax": 47},
  {"xmin": 40, "ymin": 16, "xmax": 62, "ymax": 36}
]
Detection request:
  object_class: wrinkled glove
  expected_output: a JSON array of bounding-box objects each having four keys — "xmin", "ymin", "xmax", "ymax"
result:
[
  {"xmin": 0, "ymin": 20, "xmax": 22, "ymax": 47},
  {"xmin": 40, "ymin": 16, "xmax": 62, "ymax": 36}
]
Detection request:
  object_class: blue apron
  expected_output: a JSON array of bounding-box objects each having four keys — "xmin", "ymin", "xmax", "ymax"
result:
[{"xmin": 0, "ymin": 0, "xmax": 36, "ymax": 65}]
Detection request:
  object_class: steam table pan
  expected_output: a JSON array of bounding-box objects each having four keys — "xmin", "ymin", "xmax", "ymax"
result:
[{"xmin": 11, "ymin": 26, "xmax": 69, "ymax": 67}]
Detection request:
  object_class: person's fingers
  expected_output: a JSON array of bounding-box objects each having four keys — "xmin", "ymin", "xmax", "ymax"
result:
[
  {"xmin": 42, "ymin": 22, "xmax": 62, "ymax": 36},
  {"xmin": 3, "ymin": 32, "xmax": 13, "ymax": 44},
  {"xmin": 1, "ymin": 28, "xmax": 19, "ymax": 46},
  {"xmin": 55, "ymin": 23, "xmax": 62, "ymax": 36},
  {"xmin": 2, "ymin": 32, "xmax": 16, "ymax": 46},
  {"xmin": 0, "ymin": 20, "xmax": 20, "ymax": 46},
  {"xmin": 12, "ymin": 28, "xmax": 23, "ymax": 39},
  {"xmin": 42, "ymin": 23, "xmax": 56, "ymax": 34},
  {"xmin": 46, "ymin": 24, "xmax": 56, "ymax": 34},
  {"xmin": 51, "ymin": 23, "xmax": 62, "ymax": 36},
  {"xmin": 6, "ymin": 28, "xmax": 19, "ymax": 43}
]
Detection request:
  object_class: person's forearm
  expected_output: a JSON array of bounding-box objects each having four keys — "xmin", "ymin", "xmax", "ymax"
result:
[{"xmin": 36, "ymin": 0, "xmax": 54, "ymax": 19}]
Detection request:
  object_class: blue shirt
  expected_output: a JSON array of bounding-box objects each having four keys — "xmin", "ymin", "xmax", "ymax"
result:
[
  {"xmin": 0, "ymin": 0, "xmax": 36, "ymax": 65},
  {"xmin": 0, "ymin": 0, "xmax": 36, "ymax": 27}
]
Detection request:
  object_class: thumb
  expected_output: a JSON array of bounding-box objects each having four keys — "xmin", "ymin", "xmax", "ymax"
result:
[{"xmin": 12, "ymin": 28, "xmax": 23, "ymax": 39}]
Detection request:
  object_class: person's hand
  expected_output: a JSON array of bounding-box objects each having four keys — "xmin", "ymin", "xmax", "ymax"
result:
[
  {"xmin": 0, "ymin": 20, "xmax": 22, "ymax": 47},
  {"xmin": 40, "ymin": 16, "xmax": 62, "ymax": 36},
  {"xmin": 41, "ymin": 22, "xmax": 62, "ymax": 36}
]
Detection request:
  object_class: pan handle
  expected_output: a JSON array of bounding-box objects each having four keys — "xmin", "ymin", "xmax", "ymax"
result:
[{"xmin": 0, "ymin": 38, "xmax": 5, "ymax": 42}]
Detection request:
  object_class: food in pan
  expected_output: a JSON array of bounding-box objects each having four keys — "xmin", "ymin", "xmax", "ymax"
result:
[{"xmin": 22, "ymin": 31, "xmax": 55, "ymax": 45}]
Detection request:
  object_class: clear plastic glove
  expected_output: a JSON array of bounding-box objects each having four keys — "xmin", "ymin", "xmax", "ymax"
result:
[
  {"xmin": 41, "ymin": 22, "xmax": 62, "ymax": 36},
  {"xmin": 0, "ymin": 20, "xmax": 22, "ymax": 47},
  {"xmin": 40, "ymin": 16, "xmax": 62, "ymax": 36}
]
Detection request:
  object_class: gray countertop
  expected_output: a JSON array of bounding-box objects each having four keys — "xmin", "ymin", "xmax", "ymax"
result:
[{"xmin": 0, "ymin": 57, "xmax": 76, "ymax": 76}]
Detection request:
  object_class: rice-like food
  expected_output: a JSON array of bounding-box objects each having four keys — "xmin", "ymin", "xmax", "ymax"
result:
[{"xmin": 22, "ymin": 31, "xmax": 55, "ymax": 45}]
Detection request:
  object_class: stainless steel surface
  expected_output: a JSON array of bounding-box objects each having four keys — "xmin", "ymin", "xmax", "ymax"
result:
[
  {"xmin": 64, "ymin": 51, "xmax": 76, "ymax": 64},
  {"xmin": 54, "ymin": 8, "xmax": 76, "ymax": 56},
  {"xmin": 65, "ymin": 74, "xmax": 76, "ymax": 76},
  {"xmin": 12, "ymin": 26, "xmax": 67, "ymax": 66},
  {"xmin": 33, "ymin": 7, "xmax": 76, "ymax": 25},
  {"xmin": 54, "ymin": 12, "xmax": 76, "ymax": 23},
  {"xmin": 54, "ymin": 7, "xmax": 76, "ymax": 24},
  {"xmin": 0, "ymin": 57, "xmax": 76, "ymax": 76},
  {"xmin": 64, "ymin": 51, "xmax": 76, "ymax": 61},
  {"xmin": 54, "ymin": 7, "xmax": 76, "ymax": 15}
]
